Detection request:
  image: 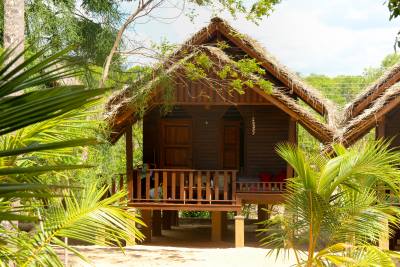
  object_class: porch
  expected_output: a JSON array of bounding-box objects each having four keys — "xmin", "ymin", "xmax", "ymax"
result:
[{"xmin": 112, "ymin": 168, "xmax": 287, "ymax": 210}]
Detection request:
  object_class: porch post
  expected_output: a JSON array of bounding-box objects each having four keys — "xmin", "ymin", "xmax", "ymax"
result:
[
  {"xmin": 211, "ymin": 211, "xmax": 222, "ymax": 242},
  {"xmin": 234, "ymin": 214, "xmax": 245, "ymax": 247},
  {"xmin": 141, "ymin": 209, "xmax": 152, "ymax": 243},
  {"xmin": 257, "ymin": 204, "xmax": 268, "ymax": 229},
  {"xmin": 287, "ymin": 118, "xmax": 297, "ymax": 178},
  {"xmin": 152, "ymin": 210, "xmax": 162, "ymax": 236},
  {"xmin": 125, "ymin": 125, "xmax": 134, "ymax": 200},
  {"xmin": 162, "ymin": 211, "xmax": 172, "ymax": 230},
  {"xmin": 221, "ymin": 211, "xmax": 228, "ymax": 238}
]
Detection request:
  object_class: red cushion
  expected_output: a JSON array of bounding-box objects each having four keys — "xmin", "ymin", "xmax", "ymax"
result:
[
  {"xmin": 274, "ymin": 169, "xmax": 286, "ymax": 182},
  {"xmin": 258, "ymin": 172, "xmax": 272, "ymax": 182}
]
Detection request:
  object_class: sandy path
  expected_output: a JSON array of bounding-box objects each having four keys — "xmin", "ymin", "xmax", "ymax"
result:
[{"xmin": 66, "ymin": 245, "xmax": 298, "ymax": 267}]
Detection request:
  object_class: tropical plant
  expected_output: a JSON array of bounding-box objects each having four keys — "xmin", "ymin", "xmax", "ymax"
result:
[
  {"xmin": 0, "ymin": 46, "xmax": 144, "ymax": 266},
  {"xmin": 259, "ymin": 140, "xmax": 400, "ymax": 266}
]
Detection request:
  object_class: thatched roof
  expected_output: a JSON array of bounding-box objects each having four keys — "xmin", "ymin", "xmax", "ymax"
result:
[
  {"xmin": 105, "ymin": 45, "xmax": 335, "ymax": 144},
  {"xmin": 335, "ymin": 81, "xmax": 400, "ymax": 146},
  {"xmin": 341, "ymin": 62, "xmax": 400, "ymax": 125},
  {"xmin": 193, "ymin": 17, "xmax": 337, "ymax": 125},
  {"xmin": 105, "ymin": 17, "xmax": 338, "ymax": 143}
]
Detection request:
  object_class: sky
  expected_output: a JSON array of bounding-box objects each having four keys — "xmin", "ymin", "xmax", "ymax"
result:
[{"xmin": 124, "ymin": 0, "xmax": 400, "ymax": 76}]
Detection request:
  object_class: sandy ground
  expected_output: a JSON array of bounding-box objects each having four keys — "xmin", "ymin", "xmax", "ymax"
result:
[
  {"xmin": 65, "ymin": 245, "xmax": 298, "ymax": 267},
  {"xmin": 61, "ymin": 221, "xmax": 298, "ymax": 266}
]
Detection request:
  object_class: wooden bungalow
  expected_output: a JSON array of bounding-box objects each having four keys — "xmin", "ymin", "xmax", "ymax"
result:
[
  {"xmin": 104, "ymin": 17, "xmax": 334, "ymax": 246},
  {"xmin": 336, "ymin": 63, "xmax": 400, "ymax": 250}
]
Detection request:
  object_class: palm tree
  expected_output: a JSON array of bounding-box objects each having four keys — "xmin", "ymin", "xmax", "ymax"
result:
[
  {"xmin": 0, "ymin": 47, "xmax": 144, "ymax": 266},
  {"xmin": 259, "ymin": 141, "xmax": 400, "ymax": 266}
]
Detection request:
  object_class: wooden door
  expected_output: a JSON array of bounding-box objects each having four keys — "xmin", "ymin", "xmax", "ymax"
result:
[
  {"xmin": 160, "ymin": 120, "xmax": 192, "ymax": 168},
  {"xmin": 221, "ymin": 121, "xmax": 240, "ymax": 169}
]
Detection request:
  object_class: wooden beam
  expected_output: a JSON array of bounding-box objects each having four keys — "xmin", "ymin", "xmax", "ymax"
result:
[
  {"xmin": 125, "ymin": 125, "xmax": 134, "ymax": 200},
  {"xmin": 236, "ymin": 193, "xmax": 285, "ymax": 204},
  {"xmin": 152, "ymin": 210, "xmax": 162, "ymax": 237},
  {"xmin": 141, "ymin": 210, "xmax": 152, "ymax": 243},
  {"xmin": 211, "ymin": 211, "xmax": 222, "ymax": 242}
]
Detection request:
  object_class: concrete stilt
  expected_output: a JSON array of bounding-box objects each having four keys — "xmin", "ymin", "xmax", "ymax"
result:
[{"xmin": 234, "ymin": 215, "xmax": 245, "ymax": 248}]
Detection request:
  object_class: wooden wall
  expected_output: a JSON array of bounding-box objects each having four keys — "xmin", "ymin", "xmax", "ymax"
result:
[
  {"xmin": 143, "ymin": 105, "xmax": 289, "ymax": 178},
  {"xmin": 238, "ymin": 106, "xmax": 289, "ymax": 177},
  {"xmin": 382, "ymin": 106, "xmax": 400, "ymax": 148}
]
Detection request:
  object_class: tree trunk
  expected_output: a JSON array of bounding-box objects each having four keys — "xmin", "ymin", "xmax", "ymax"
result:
[{"xmin": 4, "ymin": 0, "xmax": 25, "ymax": 65}]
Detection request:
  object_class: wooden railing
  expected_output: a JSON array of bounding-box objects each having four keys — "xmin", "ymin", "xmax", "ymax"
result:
[
  {"xmin": 236, "ymin": 181, "xmax": 286, "ymax": 193},
  {"xmin": 117, "ymin": 169, "xmax": 238, "ymax": 205}
]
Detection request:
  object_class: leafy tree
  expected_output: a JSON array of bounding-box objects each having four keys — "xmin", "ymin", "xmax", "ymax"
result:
[
  {"xmin": 0, "ymin": 47, "xmax": 144, "ymax": 265},
  {"xmin": 259, "ymin": 141, "xmax": 400, "ymax": 266}
]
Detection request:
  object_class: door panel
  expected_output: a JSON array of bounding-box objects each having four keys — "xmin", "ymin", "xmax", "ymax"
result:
[
  {"xmin": 161, "ymin": 120, "xmax": 192, "ymax": 168},
  {"xmin": 222, "ymin": 121, "xmax": 240, "ymax": 169}
]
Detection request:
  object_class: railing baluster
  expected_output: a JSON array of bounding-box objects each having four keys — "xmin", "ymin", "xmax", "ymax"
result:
[
  {"xmin": 154, "ymin": 171, "xmax": 159, "ymax": 200},
  {"xmin": 136, "ymin": 171, "xmax": 141, "ymax": 199},
  {"xmin": 146, "ymin": 171, "xmax": 150, "ymax": 199},
  {"xmin": 127, "ymin": 171, "xmax": 134, "ymax": 201},
  {"xmin": 189, "ymin": 172, "xmax": 193, "ymax": 200},
  {"xmin": 214, "ymin": 172, "xmax": 219, "ymax": 200},
  {"xmin": 206, "ymin": 171, "xmax": 211, "ymax": 202},
  {"xmin": 180, "ymin": 172, "xmax": 185, "ymax": 200},
  {"xmin": 223, "ymin": 171, "xmax": 228, "ymax": 200},
  {"xmin": 232, "ymin": 171, "xmax": 236, "ymax": 200},
  {"xmin": 171, "ymin": 172, "xmax": 176, "ymax": 200},
  {"xmin": 163, "ymin": 171, "xmax": 168, "ymax": 200},
  {"xmin": 197, "ymin": 171, "xmax": 202, "ymax": 204}
]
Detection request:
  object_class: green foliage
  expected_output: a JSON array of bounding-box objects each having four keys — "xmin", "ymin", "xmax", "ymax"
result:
[
  {"xmin": 0, "ymin": 0, "xmax": 120, "ymax": 65},
  {"xmin": 189, "ymin": 0, "xmax": 280, "ymax": 22},
  {"xmin": 259, "ymin": 141, "xmax": 400, "ymax": 266},
  {"xmin": 180, "ymin": 210, "xmax": 210, "ymax": 218},
  {"xmin": 0, "ymin": 47, "xmax": 143, "ymax": 265}
]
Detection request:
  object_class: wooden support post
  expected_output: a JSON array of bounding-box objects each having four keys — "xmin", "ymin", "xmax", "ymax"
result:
[
  {"xmin": 141, "ymin": 210, "xmax": 152, "ymax": 243},
  {"xmin": 221, "ymin": 211, "xmax": 228, "ymax": 238},
  {"xmin": 170, "ymin": 210, "xmax": 179, "ymax": 227},
  {"xmin": 287, "ymin": 119, "xmax": 297, "ymax": 179},
  {"xmin": 152, "ymin": 210, "xmax": 162, "ymax": 237},
  {"xmin": 257, "ymin": 204, "xmax": 268, "ymax": 229},
  {"xmin": 162, "ymin": 211, "xmax": 172, "ymax": 230},
  {"xmin": 211, "ymin": 211, "xmax": 222, "ymax": 242},
  {"xmin": 376, "ymin": 116, "xmax": 386, "ymax": 139},
  {"xmin": 379, "ymin": 219, "xmax": 390, "ymax": 250},
  {"xmin": 234, "ymin": 215, "xmax": 245, "ymax": 248},
  {"xmin": 125, "ymin": 125, "xmax": 134, "ymax": 200}
]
